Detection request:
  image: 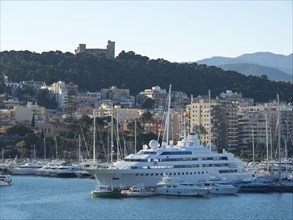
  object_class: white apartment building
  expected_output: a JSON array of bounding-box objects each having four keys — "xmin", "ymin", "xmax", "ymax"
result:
[
  {"xmin": 50, "ymin": 81, "xmax": 68, "ymax": 111},
  {"xmin": 186, "ymin": 98, "xmax": 225, "ymax": 149},
  {"xmin": 138, "ymin": 86, "xmax": 168, "ymax": 109}
]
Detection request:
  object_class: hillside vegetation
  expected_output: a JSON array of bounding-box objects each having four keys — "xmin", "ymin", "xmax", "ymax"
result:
[{"xmin": 0, "ymin": 50, "xmax": 292, "ymax": 102}]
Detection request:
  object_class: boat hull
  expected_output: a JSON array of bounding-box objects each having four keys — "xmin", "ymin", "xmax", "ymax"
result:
[
  {"xmin": 0, "ymin": 175, "xmax": 12, "ymax": 186},
  {"xmin": 8, "ymin": 167, "xmax": 39, "ymax": 175},
  {"xmin": 156, "ymin": 188, "xmax": 209, "ymax": 197},
  {"xmin": 91, "ymin": 191, "xmax": 121, "ymax": 198},
  {"xmin": 86, "ymin": 167, "xmax": 255, "ymax": 189}
]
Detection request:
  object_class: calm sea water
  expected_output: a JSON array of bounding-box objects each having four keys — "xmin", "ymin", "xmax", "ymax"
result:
[{"xmin": 0, "ymin": 176, "xmax": 292, "ymax": 220}]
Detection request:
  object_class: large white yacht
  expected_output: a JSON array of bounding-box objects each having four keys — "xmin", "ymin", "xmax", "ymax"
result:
[
  {"xmin": 87, "ymin": 133, "xmax": 255, "ymax": 188},
  {"xmin": 8, "ymin": 163, "xmax": 44, "ymax": 175}
]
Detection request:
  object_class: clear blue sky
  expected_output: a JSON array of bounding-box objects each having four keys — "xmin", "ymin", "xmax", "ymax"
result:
[{"xmin": 1, "ymin": 1, "xmax": 292, "ymax": 62}]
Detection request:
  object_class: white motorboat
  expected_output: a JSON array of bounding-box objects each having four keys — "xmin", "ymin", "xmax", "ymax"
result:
[
  {"xmin": 86, "ymin": 133, "xmax": 255, "ymax": 189},
  {"xmin": 8, "ymin": 163, "xmax": 43, "ymax": 175},
  {"xmin": 36, "ymin": 165, "xmax": 59, "ymax": 176},
  {"xmin": 156, "ymin": 175, "xmax": 210, "ymax": 197},
  {"xmin": 0, "ymin": 174, "xmax": 12, "ymax": 186},
  {"xmin": 203, "ymin": 182, "xmax": 239, "ymax": 195},
  {"xmin": 52, "ymin": 165, "xmax": 81, "ymax": 178},
  {"xmin": 198, "ymin": 176, "xmax": 239, "ymax": 195},
  {"xmin": 121, "ymin": 184, "xmax": 157, "ymax": 197}
]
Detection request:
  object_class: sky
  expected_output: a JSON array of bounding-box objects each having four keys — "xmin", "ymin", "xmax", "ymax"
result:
[{"xmin": 1, "ymin": 1, "xmax": 292, "ymax": 62}]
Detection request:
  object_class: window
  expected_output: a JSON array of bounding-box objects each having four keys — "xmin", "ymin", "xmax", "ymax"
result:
[{"xmin": 161, "ymin": 151, "xmax": 192, "ymax": 155}]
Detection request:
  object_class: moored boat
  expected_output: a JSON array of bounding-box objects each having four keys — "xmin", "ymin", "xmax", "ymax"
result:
[
  {"xmin": 86, "ymin": 133, "xmax": 255, "ymax": 189},
  {"xmin": 156, "ymin": 175, "xmax": 210, "ymax": 197},
  {"xmin": 203, "ymin": 182, "xmax": 239, "ymax": 195},
  {"xmin": 121, "ymin": 184, "xmax": 157, "ymax": 197},
  {"xmin": 0, "ymin": 174, "xmax": 12, "ymax": 186},
  {"xmin": 8, "ymin": 163, "xmax": 43, "ymax": 175},
  {"xmin": 53, "ymin": 165, "xmax": 80, "ymax": 178},
  {"xmin": 91, "ymin": 185, "xmax": 121, "ymax": 198}
]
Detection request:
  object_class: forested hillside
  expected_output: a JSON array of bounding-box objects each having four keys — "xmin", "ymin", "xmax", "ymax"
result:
[{"xmin": 1, "ymin": 50, "xmax": 292, "ymax": 102}]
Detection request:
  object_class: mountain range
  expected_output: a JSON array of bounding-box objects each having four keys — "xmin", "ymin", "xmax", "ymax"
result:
[{"xmin": 196, "ymin": 52, "xmax": 292, "ymax": 82}]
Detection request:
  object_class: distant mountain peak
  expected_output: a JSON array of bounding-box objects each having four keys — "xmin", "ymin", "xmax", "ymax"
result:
[{"xmin": 196, "ymin": 52, "xmax": 293, "ymax": 80}]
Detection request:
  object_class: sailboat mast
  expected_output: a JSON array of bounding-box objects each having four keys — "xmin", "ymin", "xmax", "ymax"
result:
[
  {"xmin": 265, "ymin": 113, "xmax": 269, "ymax": 172},
  {"xmin": 165, "ymin": 84, "xmax": 172, "ymax": 144},
  {"xmin": 252, "ymin": 129, "xmax": 255, "ymax": 163},
  {"xmin": 44, "ymin": 137, "xmax": 46, "ymax": 161},
  {"xmin": 116, "ymin": 112, "xmax": 120, "ymax": 161},
  {"xmin": 208, "ymin": 89, "xmax": 212, "ymax": 151},
  {"xmin": 284, "ymin": 139, "xmax": 288, "ymax": 174},
  {"xmin": 93, "ymin": 109, "xmax": 96, "ymax": 163},
  {"xmin": 277, "ymin": 94, "xmax": 282, "ymax": 184},
  {"xmin": 134, "ymin": 120, "xmax": 137, "ymax": 154},
  {"xmin": 55, "ymin": 136, "xmax": 58, "ymax": 160},
  {"xmin": 78, "ymin": 134, "xmax": 81, "ymax": 163},
  {"xmin": 110, "ymin": 104, "xmax": 114, "ymax": 163}
]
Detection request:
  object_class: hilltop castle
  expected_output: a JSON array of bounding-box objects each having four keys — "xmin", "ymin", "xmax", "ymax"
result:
[{"xmin": 75, "ymin": 40, "xmax": 115, "ymax": 58}]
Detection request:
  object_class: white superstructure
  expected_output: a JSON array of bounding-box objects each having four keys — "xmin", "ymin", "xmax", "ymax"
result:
[{"xmin": 87, "ymin": 133, "xmax": 255, "ymax": 189}]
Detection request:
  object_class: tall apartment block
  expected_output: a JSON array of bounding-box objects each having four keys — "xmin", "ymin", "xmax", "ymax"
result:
[
  {"xmin": 186, "ymin": 97, "xmax": 225, "ymax": 150},
  {"xmin": 75, "ymin": 40, "xmax": 115, "ymax": 58}
]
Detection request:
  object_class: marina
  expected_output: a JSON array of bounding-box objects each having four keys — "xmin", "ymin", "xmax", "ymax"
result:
[{"xmin": 0, "ymin": 176, "xmax": 292, "ymax": 220}]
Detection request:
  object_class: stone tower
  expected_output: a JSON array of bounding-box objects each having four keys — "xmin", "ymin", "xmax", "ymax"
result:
[{"xmin": 107, "ymin": 40, "xmax": 115, "ymax": 58}]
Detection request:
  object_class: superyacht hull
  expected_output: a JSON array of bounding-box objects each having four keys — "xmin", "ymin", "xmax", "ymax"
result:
[{"xmin": 87, "ymin": 167, "xmax": 254, "ymax": 189}]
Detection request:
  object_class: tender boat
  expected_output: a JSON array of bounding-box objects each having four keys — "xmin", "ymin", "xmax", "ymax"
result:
[
  {"xmin": 121, "ymin": 184, "xmax": 157, "ymax": 197},
  {"xmin": 0, "ymin": 174, "xmax": 12, "ymax": 186},
  {"xmin": 156, "ymin": 175, "xmax": 210, "ymax": 197},
  {"xmin": 199, "ymin": 176, "xmax": 239, "ymax": 195},
  {"xmin": 203, "ymin": 183, "xmax": 239, "ymax": 195},
  {"xmin": 91, "ymin": 185, "xmax": 121, "ymax": 198}
]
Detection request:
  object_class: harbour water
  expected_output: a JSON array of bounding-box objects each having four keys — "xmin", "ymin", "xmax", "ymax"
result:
[{"xmin": 1, "ymin": 176, "xmax": 292, "ymax": 220}]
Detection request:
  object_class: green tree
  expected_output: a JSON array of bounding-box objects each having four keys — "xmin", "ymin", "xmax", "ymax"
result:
[
  {"xmin": 142, "ymin": 98, "xmax": 156, "ymax": 109},
  {"xmin": 141, "ymin": 111, "xmax": 153, "ymax": 121},
  {"xmin": 6, "ymin": 125, "xmax": 33, "ymax": 137}
]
